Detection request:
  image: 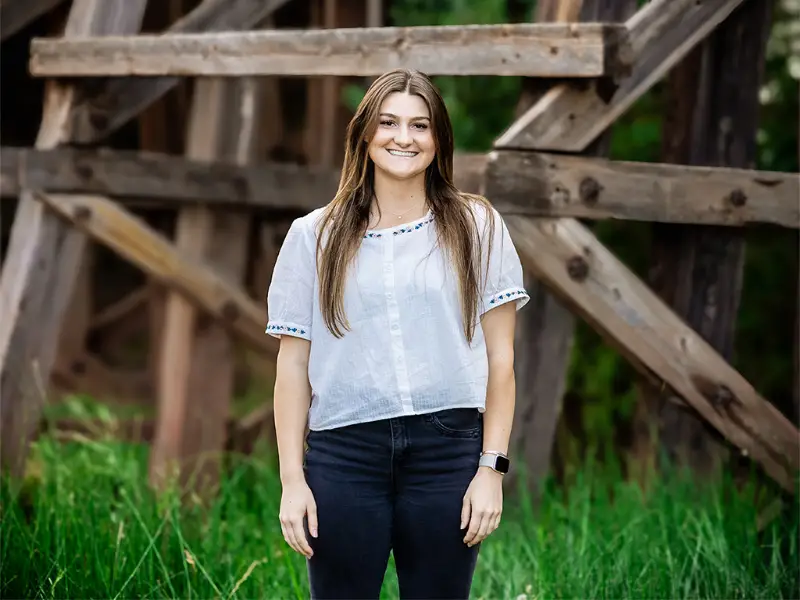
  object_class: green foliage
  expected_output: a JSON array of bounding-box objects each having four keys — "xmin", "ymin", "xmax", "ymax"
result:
[{"xmin": 3, "ymin": 437, "xmax": 798, "ymax": 599}]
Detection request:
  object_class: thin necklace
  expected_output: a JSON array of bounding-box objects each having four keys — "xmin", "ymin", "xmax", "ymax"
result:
[{"xmin": 373, "ymin": 198, "xmax": 426, "ymax": 221}]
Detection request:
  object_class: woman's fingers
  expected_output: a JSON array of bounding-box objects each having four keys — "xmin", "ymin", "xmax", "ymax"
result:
[
  {"xmin": 281, "ymin": 512, "xmax": 312, "ymax": 557},
  {"xmin": 292, "ymin": 517, "xmax": 314, "ymax": 557},
  {"xmin": 307, "ymin": 499, "xmax": 319, "ymax": 539},
  {"xmin": 464, "ymin": 510, "xmax": 484, "ymax": 546}
]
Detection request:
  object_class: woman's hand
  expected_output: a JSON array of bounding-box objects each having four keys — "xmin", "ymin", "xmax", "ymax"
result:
[
  {"xmin": 461, "ymin": 467, "xmax": 504, "ymax": 547},
  {"xmin": 279, "ymin": 477, "xmax": 318, "ymax": 558}
]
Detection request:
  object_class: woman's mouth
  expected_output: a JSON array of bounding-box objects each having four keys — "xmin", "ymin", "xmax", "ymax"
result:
[{"xmin": 387, "ymin": 149, "xmax": 418, "ymax": 158}]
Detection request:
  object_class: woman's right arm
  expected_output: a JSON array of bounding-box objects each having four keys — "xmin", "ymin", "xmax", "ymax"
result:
[{"xmin": 274, "ymin": 335, "xmax": 318, "ymax": 558}]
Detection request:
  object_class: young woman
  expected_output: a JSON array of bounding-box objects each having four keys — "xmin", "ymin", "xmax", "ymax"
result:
[{"xmin": 267, "ymin": 68, "xmax": 529, "ymax": 599}]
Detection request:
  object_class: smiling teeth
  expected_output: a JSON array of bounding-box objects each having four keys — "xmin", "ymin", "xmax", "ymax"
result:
[{"xmin": 388, "ymin": 150, "xmax": 417, "ymax": 157}]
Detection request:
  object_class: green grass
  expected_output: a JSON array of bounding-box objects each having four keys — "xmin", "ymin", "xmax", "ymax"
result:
[{"xmin": 2, "ymin": 436, "xmax": 797, "ymax": 600}]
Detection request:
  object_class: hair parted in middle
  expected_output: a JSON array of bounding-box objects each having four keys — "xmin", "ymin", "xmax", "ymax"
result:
[{"xmin": 314, "ymin": 68, "xmax": 497, "ymax": 344}]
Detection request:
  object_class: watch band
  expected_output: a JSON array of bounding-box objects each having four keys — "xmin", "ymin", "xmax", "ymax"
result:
[{"xmin": 479, "ymin": 451, "xmax": 510, "ymax": 474}]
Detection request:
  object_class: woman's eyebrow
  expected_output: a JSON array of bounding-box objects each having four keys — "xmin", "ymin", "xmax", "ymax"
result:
[{"xmin": 380, "ymin": 112, "xmax": 431, "ymax": 121}]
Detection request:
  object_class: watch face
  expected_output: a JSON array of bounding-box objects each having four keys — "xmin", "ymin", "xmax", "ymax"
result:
[{"xmin": 494, "ymin": 455, "xmax": 510, "ymax": 473}]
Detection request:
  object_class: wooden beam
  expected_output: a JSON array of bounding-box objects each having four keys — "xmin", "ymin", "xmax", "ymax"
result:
[
  {"xmin": 51, "ymin": 351, "xmax": 151, "ymax": 407},
  {"xmin": 149, "ymin": 75, "xmax": 264, "ymax": 496},
  {"xmin": 0, "ymin": 0, "xmax": 149, "ymax": 479},
  {"xmin": 0, "ymin": 146, "xmax": 339, "ymax": 212},
  {"xmin": 505, "ymin": 0, "xmax": 637, "ymax": 500},
  {"xmin": 67, "ymin": 0, "xmax": 293, "ymax": 144},
  {"xmin": 487, "ymin": 150, "xmax": 800, "ymax": 229},
  {"xmin": 5, "ymin": 146, "xmax": 797, "ymax": 228},
  {"xmin": 633, "ymin": 0, "xmax": 776, "ymax": 481},
  {"xmin": 495, "ymin": 0, "xmax": 747, "ymax": 151},
  {"xmin": 501, "ymin": 214, "xmax": 800, "ymax": 493},
  {"xmin": 0, "ymin": 0, "xmax": 64, "ymax": 40},
  {"xmin": 29, "ymin": 23, "xmax": 633, "ymax": 78},
  {"xmin": 34, "ymin": 192, "xmax": 277, "ymax": 359}
]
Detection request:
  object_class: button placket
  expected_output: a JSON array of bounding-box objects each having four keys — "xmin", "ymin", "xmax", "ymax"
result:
[{"xmin": 383, "ymin": 235, "xmax": 414, "ymax": 413}]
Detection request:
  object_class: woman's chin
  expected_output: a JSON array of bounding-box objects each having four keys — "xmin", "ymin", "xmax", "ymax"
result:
[{"xmin": 375, "ymin": 162, "xmax": 428, "ymax": 181}]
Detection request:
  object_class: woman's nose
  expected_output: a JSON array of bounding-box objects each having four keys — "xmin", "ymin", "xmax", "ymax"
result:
[{"xmin": 394, "ymin": 126, "xmax": 412, "ymax": 145}]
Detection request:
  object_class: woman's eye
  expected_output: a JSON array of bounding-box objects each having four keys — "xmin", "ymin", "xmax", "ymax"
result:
[{"xmin": 380, "ymin": 120, "xmax": 394, "ymax": 126}]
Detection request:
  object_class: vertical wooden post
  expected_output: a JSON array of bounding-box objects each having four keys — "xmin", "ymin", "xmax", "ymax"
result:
[
  {"xmin": 148, "ymin": 74, "xmax": 267, "ymax": 496},
  {"xmin": 505, "ymin": 0, "xmax": 636, "ymax": 496},
  {"xmin": 0, "ymin": 0, "xmax": 149, "ymax": 478},
  {"xmin": 632, "ymin": 0, "xmax": 774, "ymax": 480}
]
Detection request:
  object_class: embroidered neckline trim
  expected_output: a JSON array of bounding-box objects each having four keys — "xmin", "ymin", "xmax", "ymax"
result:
[{"xmin": 364, "ymin": 211, "xmax": 434, "ymax": 239}]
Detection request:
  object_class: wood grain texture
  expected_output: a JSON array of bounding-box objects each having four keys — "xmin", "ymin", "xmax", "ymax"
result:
[
  {"xmin": 0, "ymin": 0, "xmax": 148, "ymax": 478},
  {"xmin": 149, "ymin": 76, "xmax": 264, "ymax": 495},
  {"xmin": 495, "ymin": 0, "xmax": 746, "ymax": 151},
  {"xmin": 29, "ymin": 23, "xmax": 632, "ymax": 77},
  {"xmin": 633, "ymin": 0, "xmax": 777, "ymax": 479},
  {"xmin": 68, "ymin": 0, "xmax": 292, "ymax": 144},
  {"xmin": 486, "ymin": 150, "xmax": 800, "ymax": 228},
  {"xmin": 503, "ymin": 214, "xmax": 800, "ymax": 493},
  {"xmin": 34, "ymin": 192, "xmax": 277, "ymax": 359}
]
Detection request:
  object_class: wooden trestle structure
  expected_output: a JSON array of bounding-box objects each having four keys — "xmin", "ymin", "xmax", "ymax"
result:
[{"xmin": 0, "ymin": 0, "xmax": 798, "ymax": 497}]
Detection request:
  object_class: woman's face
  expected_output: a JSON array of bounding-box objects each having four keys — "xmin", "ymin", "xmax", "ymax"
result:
[{"xmin": 367, "ymin": 91, "xmax": 436, "ymax": 182}]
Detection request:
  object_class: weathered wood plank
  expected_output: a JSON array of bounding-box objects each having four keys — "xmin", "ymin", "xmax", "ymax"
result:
[
  {"xmin": 5, "ymin": 146, "xmax": 797, "ymax": 228},
  {"xmin": 69, "ymin": 0, "xmax": 293, "ymax": 144},
  {"xmin": 149, "ymin": 76, "xmax": 263, "ymax": 495},
  {"xmin": 0, "ymin": 0, "xmax": 149, "ymax": 479},
  {"xmin": 29, "ymin": 23, "xmax": 632, "ymax": 78},
  {"xmin": 501, "ymin": 214, "xmax": 800, "ymax": 493},
  {"xmin": 633, "ymin": 0, "xmax": 776, "ymax": 481},
  {"xmin": 0, "ymin": 0, "xmax": 64, "ymax": 40},
  {"xmin": 0, "ymin": 146, "xmax": 340, "ymax": 211},
  {"xmin": 505, "ymin": 0, "xmax": 637, "ymax": 500},
  {"xmin": 34, "ymin": 192, "xmax": 277, "ymax": 359},
  {"xmin": 487, "ymin": 150, "xmax": 800, "ymax": 228},
  {"xmin": 495, "ymin": 0, "xmax": 746, "ymax": 151}
]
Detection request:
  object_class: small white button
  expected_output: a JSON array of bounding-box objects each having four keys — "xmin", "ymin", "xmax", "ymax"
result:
[
  {"xmin": 391, "ymin": 323, "xmax": 400, "ymax": 331},
  {"xmin": 386, "ymin": 293, "xmax": 393, "ymax": 299}
]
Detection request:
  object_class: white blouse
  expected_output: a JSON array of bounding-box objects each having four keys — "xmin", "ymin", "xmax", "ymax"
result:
[{"xmin": 266, "ymin": 202, "xmax": 529, "ymax": 431}]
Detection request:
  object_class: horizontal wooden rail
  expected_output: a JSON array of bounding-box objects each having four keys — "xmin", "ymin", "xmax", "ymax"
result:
[
  {"xmin": 503, "ymin": 214, "xmax": 799, "ymax": 493},
  {"xmin": 28, "ymin": 23, "xmax": 632, "ymax": 77},
  {"xmin": 4, "ymin": 147, "xmax": 797, "ymax": 228},
  {"xmin": 1, "ymin": 146, "xmax": 339, "ymax": 212},
  {"xmin": 486, "ymin": 150, "xmax": 800, "ymax": 228}
]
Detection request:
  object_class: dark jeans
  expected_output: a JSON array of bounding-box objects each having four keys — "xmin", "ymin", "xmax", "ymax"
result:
[{"xmin": 303, "ymin": 408, "xmax": 484, "ymax": 599}]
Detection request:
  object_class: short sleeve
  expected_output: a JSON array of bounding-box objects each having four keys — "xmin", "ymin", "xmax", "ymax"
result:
[
  {"xmin": 478, "ymin": 205, "xmax": 530, "ymax": 316},
  {"xmin": 266, "ymin": 216, "xmax": 315, "ymax": 341}
]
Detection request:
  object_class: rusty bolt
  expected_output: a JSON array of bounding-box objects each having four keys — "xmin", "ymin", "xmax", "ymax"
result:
[
  {"xmin": 711, "ymin": 384, "xmax": 735, "ymax": 409},
  {"xmin": 75, "ymin": 163, "xmax": 94, "ymax": 180},
  {"xmin": 221, "ymin": 301, "xmax": 240, "ymax": 322},
  {"xmin": 726, "ymin": 189, "xmax": 747, "ymax": 207},
  {"xmin": 579, "ymin": 177, "xmax": 603, "ymax": 205},
  {"xmin": 566, "ymin": 256, "xmax": 589, "ymax": 281},
  {"xmin": 73, "ymin": 205, "xmax": 92, "ymax": 222}
]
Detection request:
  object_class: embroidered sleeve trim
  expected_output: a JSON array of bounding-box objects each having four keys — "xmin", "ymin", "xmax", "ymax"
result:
[
  {"xmin": 266, "ymin": 321, "xmax": 311, "ymax": 340},
  {"xmin": 484, "ymin": 287, "xmax": 529, "ymax": 311}
]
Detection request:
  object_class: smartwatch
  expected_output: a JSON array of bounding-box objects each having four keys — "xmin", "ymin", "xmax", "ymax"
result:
[{"xmin": 479, "ymin": 451, "xmax": 510, "ymax": 474}]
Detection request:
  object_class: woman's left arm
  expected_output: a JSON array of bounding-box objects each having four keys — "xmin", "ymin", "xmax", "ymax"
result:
[{"xmin": 462, "ymin": 300, "xmax": 517, "ymax": 547}]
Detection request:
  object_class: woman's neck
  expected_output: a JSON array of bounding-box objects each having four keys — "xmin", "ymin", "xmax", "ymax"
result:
[{"xmin": 371, "ymin": 171, "xmax": 428, "ymax": 217}]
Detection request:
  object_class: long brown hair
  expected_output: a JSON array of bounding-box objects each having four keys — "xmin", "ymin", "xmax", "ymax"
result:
[{"xmin": 315, "ymin": 68, "xmax": 496, "ymax": 343}]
